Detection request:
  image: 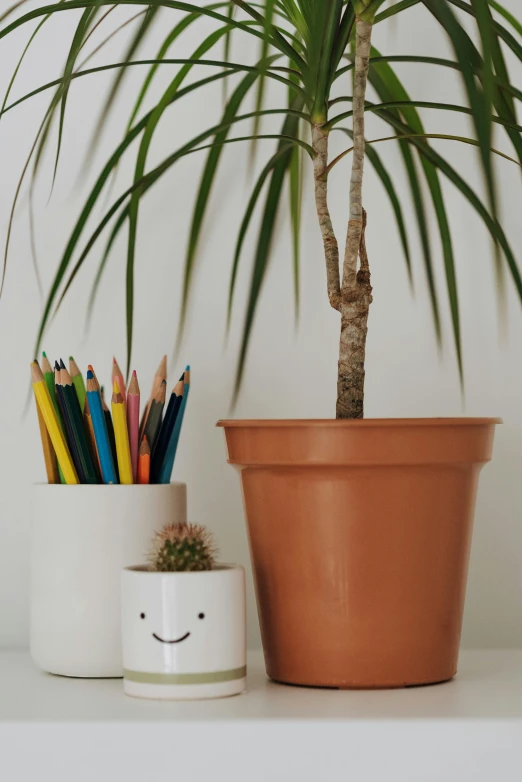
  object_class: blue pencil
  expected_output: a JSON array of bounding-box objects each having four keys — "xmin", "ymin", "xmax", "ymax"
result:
[
  {"xmin": 86, "ymin": 367, "xmax": 119, "ymax": 485},
  {"xmin": 157, "ymin": 366, "xmax": 190, "ymax": 484}
]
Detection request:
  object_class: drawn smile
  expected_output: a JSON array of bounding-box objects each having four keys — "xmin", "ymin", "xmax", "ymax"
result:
[{"xmin": 152, "ymin": 632, "xmax": 191, "ymax": 644}]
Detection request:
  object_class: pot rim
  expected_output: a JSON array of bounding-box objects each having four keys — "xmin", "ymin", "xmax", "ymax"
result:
[
  {"xmin": 124, "ymin": 563, "xmax": 242, "ymax": 575},
  {"xmin": 217, "ymin": 417, "xmax": 502, "ymax": 428}
]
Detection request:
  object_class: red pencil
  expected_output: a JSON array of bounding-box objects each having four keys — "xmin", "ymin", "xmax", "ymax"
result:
[{"xmin": 127, "ymin": 370, "xmax": 140, "ymax": 483}]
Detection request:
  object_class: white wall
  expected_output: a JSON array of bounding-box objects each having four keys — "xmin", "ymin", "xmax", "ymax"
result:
[{"xmin": 0, "ymin": 1, "xmax": 521, "ymax": 651}]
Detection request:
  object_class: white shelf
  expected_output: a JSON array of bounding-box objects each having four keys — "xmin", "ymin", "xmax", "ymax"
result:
[{"xmin": 1, "ymin": 650, "xmax": 521, "ymax": 781}]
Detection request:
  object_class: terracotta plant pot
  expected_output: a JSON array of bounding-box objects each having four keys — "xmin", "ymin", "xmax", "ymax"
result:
[{"xmin": 217, "ymin": 418, "xmax": 500, "ymax": 689}]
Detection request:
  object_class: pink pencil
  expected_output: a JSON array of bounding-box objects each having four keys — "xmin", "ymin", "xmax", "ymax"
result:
[
  {"xmin": 127, "ymin": 370, "xmax": 140, "ymax": 482},
  {"xmin": 112, "ymin": 357, "xmax": 126, "ymax": 406}
]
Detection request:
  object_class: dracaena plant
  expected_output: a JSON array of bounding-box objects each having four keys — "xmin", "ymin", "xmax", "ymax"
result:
[{"xmin": 1, "ymin": 1, "xmax": 522, "ymax": 417}]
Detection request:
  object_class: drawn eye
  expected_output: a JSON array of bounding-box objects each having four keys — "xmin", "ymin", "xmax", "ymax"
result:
[
  {"xmin": 198, "ymin": 613, "xmax": 205, "ymax": 620},
  {"xmin": 140, "ymin": 613, "xmax": 146, "ymax": 619}
]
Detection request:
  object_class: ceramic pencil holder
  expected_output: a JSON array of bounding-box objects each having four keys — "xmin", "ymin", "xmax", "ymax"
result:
[
  {"xmin": 30, "ymin": 482, "xmax": 187, "ymax": 678},
  {"xmin": 122, "ymin": 565, "xmax": 246, "ymax": 700}
]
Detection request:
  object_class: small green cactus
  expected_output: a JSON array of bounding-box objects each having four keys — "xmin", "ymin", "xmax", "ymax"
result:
[{"xmin": 149, "ymin": 522, "xmax": 217, "ymax": 572}]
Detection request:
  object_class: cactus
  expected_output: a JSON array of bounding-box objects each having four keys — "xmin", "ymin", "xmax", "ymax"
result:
[{"xmin": 149, "ymin": 522, "xmax": 217, "ymax": 572}]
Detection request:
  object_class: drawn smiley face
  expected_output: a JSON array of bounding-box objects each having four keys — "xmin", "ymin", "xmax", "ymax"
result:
[{"xmin": 139, "ymin": 611, "xmax": 206, "ymax": 644}]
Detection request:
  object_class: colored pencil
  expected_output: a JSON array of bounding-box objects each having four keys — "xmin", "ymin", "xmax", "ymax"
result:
[
  {"xmin": 31, "ymin": 361, "xmax": 78, "ymax": 484},
  {"xmin": 112, "ymin": 357, "xmax": 126, "ymax": 406},
  {"xmin": 55, "ymin": 363, "xmax": 85, "ymax": 483},
  {"xmin": 84, "ymin": 395, "xmax": 102, "ymax": 481},
  {"xmin": 140, "ymin": 355, "xmax": 167, "ymax": 440},
  {"xmin": 143, "ymin": 379, "xmax": 166, "ymax": 454},
  {"xmin": 42, "ymin": 352, "xmax": 66, "ymax": 484},
  {"xmin": 69, "ymin": 356, "xmax": 86, "ymax": 412},
  {"xmin": 62, "ymin": 365, "xmax": 97, "ymax": 484},
  {"xmin": 58, "ymin": 365, "xmax": 98, "ymax": 484},
  {"xmin": 112, "ymin": 380, "xmax": 133, "ymax": 484},
  {"xmin": 150, "ymin": 378, "xmax": 184, "ymax": 483},
  {"xmin": 36, "ymin": 400, "xmax": 60, "ymax": 483},
  {"xmin": 127, "ymin": 370, "xmax": 140, "ymax": 483},
  {"xmin": 86, "ymin": 368, "xmax": 118, "ymax": 484},
  {"xmin": 157, "ymin": 367, "xmax": 190, "ymax": 484},
  {"xmin": 101, "ymin": 385, "xmax": 119, "ymax": 480},
  {"xmin": 42, "ymin": 353, "xmax": 58, "ymax": 408},
  {"xmin": 138, "ymin": 436, "xmax": 150, "ymax": 484}
]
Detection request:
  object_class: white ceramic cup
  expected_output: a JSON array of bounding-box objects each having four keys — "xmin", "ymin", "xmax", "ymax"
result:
[
  {"xmin": 31, "ymin": 483, "xmax": 187, "ymax": 678},
  {"xmin": 122, "ymin": 565, "xmax": 246, "ymax": 700}
]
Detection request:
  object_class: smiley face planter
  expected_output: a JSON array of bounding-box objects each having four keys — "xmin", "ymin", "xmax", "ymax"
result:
[{"xmin": 122, "ymin": 565, "xmax": 246, "ymax": 700}]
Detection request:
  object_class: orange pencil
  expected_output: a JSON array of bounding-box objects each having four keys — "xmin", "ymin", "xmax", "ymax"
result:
[{"xmin": 138, "ymin": 436, "xmax": 150, "ymax": 484}]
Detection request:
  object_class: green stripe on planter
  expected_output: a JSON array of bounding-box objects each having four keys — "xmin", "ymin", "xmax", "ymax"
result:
[{"xmin": 124, "ymin": 666, "xmax": 247, "ymax": 685}]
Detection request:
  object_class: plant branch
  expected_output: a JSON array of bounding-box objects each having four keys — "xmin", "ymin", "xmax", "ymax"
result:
[
  {"xmin": 336, "ymin": 16, "xmax": 374, "ymax": 420},
  {"xmin": 342, "ymin": 17, "xmax": 372, "ymax": 295},
  {"xmin": 312, "ymin": 124, "xmax": 341, "ymax": 311}
]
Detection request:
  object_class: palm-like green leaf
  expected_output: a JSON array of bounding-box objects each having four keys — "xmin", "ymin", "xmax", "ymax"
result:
[
  {"xmin": 369, "ymin": 48, "xmax": 462, "ymax": 378},
  {"xmin": 489, "ymin": 0, "xmax": 522, "ymax": 36},
  {"xmin": 2, "ymin": 0, "xmax": 522, "ymax": 403}
]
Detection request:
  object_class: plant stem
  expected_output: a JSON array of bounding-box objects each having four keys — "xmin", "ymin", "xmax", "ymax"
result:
[
  {"xmin": 312, "ymin": 123, "xmax": 341, "ymax": 311},
  {"xmin": 337, "ymin": 18, "xmax": 373, "ymax": 419}
]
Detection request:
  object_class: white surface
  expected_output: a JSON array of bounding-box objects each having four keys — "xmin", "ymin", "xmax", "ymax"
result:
[
  {"xmin": 1, "ymin": 1, "xmax": 522, "ymax": 652},
  {"xmin": 31, "ymin": 483, "xmax": 186, "ymax": 677},
  {"xmin": 0, "ymin": 650, "xmax": 521, "ymax": 781},
  {"xmin": 122, "ymin": 564, "xmax": 246, "ymax": 699}
]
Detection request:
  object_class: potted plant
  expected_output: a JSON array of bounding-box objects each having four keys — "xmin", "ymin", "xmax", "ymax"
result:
[
  {"xmin": 1, "ymin": 2, "xmax": 521, "ymax": 686},
  {"xmin": 122, "ymin": 522, "xmax": 246, "ymax": 700}
]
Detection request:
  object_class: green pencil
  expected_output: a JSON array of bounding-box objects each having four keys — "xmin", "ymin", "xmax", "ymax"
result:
[
  {"xmin": 69, "ymin": 356, "xmax": 86, "ymax": 412},
  {"xmin": 41, "ymin": 352, "xmax": 66, "ymax": 484},
  {"xmin": 59, "ymin": 365, "xmax": 98, "ymax": 484},
  {"xmin": 143, "ymin": 379, "xmax": 167, "ymax": 454}
]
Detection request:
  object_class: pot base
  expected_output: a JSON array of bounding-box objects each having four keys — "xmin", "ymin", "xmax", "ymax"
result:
[
  {"xmin": 268, "ymin": 673, "xmax": 455, "ymax": 690},
  {"xmin": 124, "ymin": 677, "xmax": 246, "ymax": 700}
]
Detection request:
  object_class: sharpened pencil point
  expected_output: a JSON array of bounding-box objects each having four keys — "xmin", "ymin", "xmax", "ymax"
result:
[
  {"xmin": 42, "ymin": 351, "xmax": 47, "ymax": 358},
  {"xmin": 59, "ymin": 358, "xmax": 66, "ymax": 369}
]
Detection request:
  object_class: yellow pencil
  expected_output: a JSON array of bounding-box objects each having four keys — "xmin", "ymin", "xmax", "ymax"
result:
[
  {"xmin": 31, "ymin": 361, "xmax": 78, "ymax": 485},
  {"xmin": 36, "ymin": 402, "xmax": 60, "ymax": 483},
  {"xmin": 111, "ymin": 380, "xmax": 133, "ymax": 484}
]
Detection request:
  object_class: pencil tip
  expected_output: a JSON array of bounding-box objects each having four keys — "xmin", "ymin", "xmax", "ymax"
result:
[
  {"xmin": 86, "ymin": 369, "xmax": 93, "ymax": 379},
  {"xmin": 132, "ymin": 369, "xmax": 136, "ymax": 377},
  {"xmin": 54, "ymin": 361, "xmax": 60, "ymax": 371},
  {"xmin": 185, "ymin": 364, "xmax": 190, "ymax": 371},
  {"xmin": 42, "ymin": 351, "xmax": 47, "ymax": 358},
  {"xmin": 59, "ymin": 358, "xmax": 66, "ymax": 369},
  {"xmin": 69, "ymin": 355, "xmax": 74, "ymax": 361}
]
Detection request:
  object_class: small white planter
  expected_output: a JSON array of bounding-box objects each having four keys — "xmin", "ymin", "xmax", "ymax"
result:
[
  {"xmin": 31, "ymin": 483, "xmax": 187, "ymax": 678},
  {"xmin": 122, "ymin": 565, "xmax": 246, "ymax": 700}
]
